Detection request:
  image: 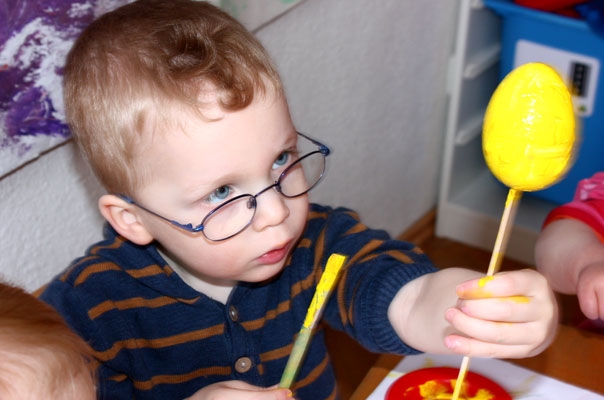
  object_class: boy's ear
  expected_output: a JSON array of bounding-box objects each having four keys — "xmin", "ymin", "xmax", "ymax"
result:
[{"xmin": 98, "ymin": 194, "xmax": 154, "ymax": 245}]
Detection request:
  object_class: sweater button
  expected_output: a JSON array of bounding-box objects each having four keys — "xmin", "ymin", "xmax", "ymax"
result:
[
  {"xmin": 234, "ymin": 356, "xmax": 252, "ymax": 373},
  {"xmin": 228, "ymin": 305, "xmax": 239, "ymax": 322}
]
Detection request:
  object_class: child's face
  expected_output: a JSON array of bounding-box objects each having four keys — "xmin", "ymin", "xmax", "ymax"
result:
[{"xmin": 132, "ymin": 93, "xmax": 309, "ymax": 285}]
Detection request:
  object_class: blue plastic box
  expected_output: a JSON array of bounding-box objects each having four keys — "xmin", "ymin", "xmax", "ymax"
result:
[{"xmin": 485, "ymin": 0, "xmax": 604, "ymax": 204}]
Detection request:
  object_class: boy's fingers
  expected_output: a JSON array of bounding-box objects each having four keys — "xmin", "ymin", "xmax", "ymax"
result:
[
  {"xmin": 267, "ymin": 389, "xmax": 293, "ymax": 400},
  {"xmin": 456, "ymin": 269, "xmax": 548, "ymax": 300},
  {"xmin": 455, "ymin": 297, "xmax": 526, "ymax": 322},
  {"xmin": 252, "ymin": 387, "xmax": 292, "ymax": 400},
  {"xmin": 444, "ymin": 334, "xmax": 542, "ymax": 359},
  {"xmin": 235, "ymin": 388, "xmax": 292, "ymax": 400},
  {"xmin": 445, "ymin": 307, "xmax": 550, "ymax": 346},
  {"xmin": 456, "ymin": 294, "xmax": 553, "ymax": 323},
  {"xmin": 216, "ymin": 382, "xmax": 293, "ymax": 400}
]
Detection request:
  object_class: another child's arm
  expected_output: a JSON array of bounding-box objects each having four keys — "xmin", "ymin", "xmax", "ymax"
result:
[
  {"xmin": 535, "ymin": 218, "xmax": 604, "ymax": 320},
  {"xmin": 185, "ymin": 382, "xmax": 291, "ymax": 400},
  {"xmin": 388, "ymin": 267, "xmax": 558, "ymax": 358}
]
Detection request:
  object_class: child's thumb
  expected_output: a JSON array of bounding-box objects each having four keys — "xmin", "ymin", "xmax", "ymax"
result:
[{"xmin": 267, "ymin": 387, "xmax": 293, "ymax": 400}]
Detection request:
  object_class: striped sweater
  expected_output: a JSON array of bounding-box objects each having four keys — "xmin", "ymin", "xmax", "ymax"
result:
[{"xmin": 39, "ymin": 204, "xmax": 436, "ymax": 399}]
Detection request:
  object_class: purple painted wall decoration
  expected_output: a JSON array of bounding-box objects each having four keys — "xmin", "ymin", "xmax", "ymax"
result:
[
  {"xmin": 0, "ymin": 0, "xmax": 302, "ymax": 177},
  {"xmin": 0, "ymin": 0, "xmax": 130, "ymax": 176}
]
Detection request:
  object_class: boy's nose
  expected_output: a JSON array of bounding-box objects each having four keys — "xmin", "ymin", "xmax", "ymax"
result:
[{"xmin": 251, "ymin": 188, "xmax": 290, "ymax": 231}]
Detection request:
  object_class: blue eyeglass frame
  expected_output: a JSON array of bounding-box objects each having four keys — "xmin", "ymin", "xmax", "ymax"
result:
[{"xmin": 117, "ymin": 131, "xmax": 330, "ymax": 240}]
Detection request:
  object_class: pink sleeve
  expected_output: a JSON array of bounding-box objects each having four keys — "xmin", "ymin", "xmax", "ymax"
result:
[{"xmin": 543, "ymin": 173, "xmax": 604, "ymax": 242}]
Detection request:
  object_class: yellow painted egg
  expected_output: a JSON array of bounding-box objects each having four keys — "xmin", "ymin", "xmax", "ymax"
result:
[{"xmin": 482, "ymin": 62, "xmax": 576, "ymax": 191}]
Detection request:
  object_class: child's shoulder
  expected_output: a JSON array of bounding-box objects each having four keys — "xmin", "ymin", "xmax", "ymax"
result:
[
  {"xmin": 306, "ymin": 203, "xmax": 362, "ymax": 234},
  {"xmin": 51, "ymin": 223, "xmax": 163, "ymax": 289},
  {"xmin": 39, "ymin": 224, "xmax": 174, "ymax": 329},
  {"xmin": 305, "ymin": 203, "xmax": 390, "ymax": 243},
  {"xmin": 308, "ymin": 203, "xmax": 360, "ymax": 221}
]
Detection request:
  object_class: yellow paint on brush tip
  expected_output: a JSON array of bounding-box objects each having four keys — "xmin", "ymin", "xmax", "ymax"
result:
[
  {"xmin": 482, "ymin": 62, "xmax": 576, "ymax": 192},
  {"xmin": 279, "ymin": 253, "xmax": 347, "ymax": 389},
  {"xmin": 302, "ymin": 254, "xmax": 346, "ymax": 328}
]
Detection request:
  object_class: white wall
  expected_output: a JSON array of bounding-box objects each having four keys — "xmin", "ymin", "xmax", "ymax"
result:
[{"xmin": 0, "ymin": 0, "xmax": 458, "ymax": 292}]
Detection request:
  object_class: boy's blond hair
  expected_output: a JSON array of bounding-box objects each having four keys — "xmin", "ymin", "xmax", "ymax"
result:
[
  {"xmin": 63, "ymin": 0, "xmax": 282, "ymax": 194},
  {"xmin": 0, "ymin": 283, "xmax": 96, "ymax": 399}
]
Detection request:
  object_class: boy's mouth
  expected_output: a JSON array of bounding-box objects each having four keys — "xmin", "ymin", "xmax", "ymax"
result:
[{"xmin": 257, "ymin": 241, "xmax": 291, "ymax": 265}]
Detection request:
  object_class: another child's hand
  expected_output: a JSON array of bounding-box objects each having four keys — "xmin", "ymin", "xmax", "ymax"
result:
[
  {"xmin": 576, "ymin": 262, "xmax": 604, "ymax": 320},
  {"xmin": 185, "ymin": 381, "xmax": 292, "ymax": 400},
  {"xmin": 444, "ymin": 269, "xmax": 558, "ymax": 359},
  {"xmin": 536, "ymin": 218, "xmax": 604, "ymax": 321}
]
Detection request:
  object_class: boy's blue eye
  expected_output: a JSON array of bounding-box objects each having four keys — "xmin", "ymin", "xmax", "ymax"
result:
[
  {"xmin": 207, "ymin": 186, "xmax": 231, "ymax": 204},
  {"xmin": 272, "ymin": 151, "xmax": 290, "ymax": 169}
]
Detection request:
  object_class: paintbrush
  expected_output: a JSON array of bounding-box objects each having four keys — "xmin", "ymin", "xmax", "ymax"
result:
[{"xmin": 278, "ymin": 253, "xmax": 347, "ymax": 389}]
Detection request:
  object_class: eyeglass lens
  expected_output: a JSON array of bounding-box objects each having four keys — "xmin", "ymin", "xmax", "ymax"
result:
[{"xmin": 202, "ymin": 152, "xmax": 325, "ymax": 241}]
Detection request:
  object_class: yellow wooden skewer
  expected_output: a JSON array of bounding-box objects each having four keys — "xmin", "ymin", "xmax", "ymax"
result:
[
  {"xmin": 450, "ymin": 189, "xmax": 521, "ymax": 400},
  {"xmin": 451, "ymin": 62, "xmax": 575, "ymax": 400}
]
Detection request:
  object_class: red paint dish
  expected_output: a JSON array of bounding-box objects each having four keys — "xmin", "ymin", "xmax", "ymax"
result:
[{"xmin": 385, "ymin": 367, "xmax": 511, "ymax": 400}]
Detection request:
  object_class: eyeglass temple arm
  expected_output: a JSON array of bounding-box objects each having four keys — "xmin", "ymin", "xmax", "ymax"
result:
[
  {"xmin": 116, "ymin": 194, "xmax": 204, "ymax": 233},
  {"xmin": 297, "ymin": 131, "xmax": 330, "ymax": 156}
]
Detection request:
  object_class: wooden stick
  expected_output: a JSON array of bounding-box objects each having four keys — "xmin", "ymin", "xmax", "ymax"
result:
[
  {"xmin": 486, "ymin": 189, "xmax": 522, "ymax": 276},
  {"xmin": 451, "ymin": 356, "xmax": 471, "ymax": 400},
  {"xmin": 451, "ymin": 188, "xmax": 522, "ymax": 400}
]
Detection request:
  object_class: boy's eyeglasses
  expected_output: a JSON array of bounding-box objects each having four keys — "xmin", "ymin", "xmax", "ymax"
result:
[{"xmin": 118, "ymin": 132, "xmax": 330, "ymax": 241}]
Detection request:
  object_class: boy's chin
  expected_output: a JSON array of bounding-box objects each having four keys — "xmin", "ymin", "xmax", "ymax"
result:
[{"xmin": 241, "ymin": 263, "xmax": 287, "ymax": 285}]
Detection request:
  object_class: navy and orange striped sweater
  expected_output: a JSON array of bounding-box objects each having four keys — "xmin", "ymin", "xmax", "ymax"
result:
[{"xmin": 39, "ymin": 204, "xmax": 436, "ymax": 399}]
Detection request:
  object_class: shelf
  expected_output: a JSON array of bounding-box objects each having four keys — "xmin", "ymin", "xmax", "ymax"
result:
[
  {"xmin": 437, "ymin": 170, "xmax": 558, "ymax": 265},
  {"xmin": 454, "ymin": 109, "xmax": 486, "ymax": 145},
  {"xmin": 436, "ymin": 0, "xmax": 560, "ymax": 265},
  {"xmin": 463, "ymin": 43, "xmax": 501, "ymax": 80}
]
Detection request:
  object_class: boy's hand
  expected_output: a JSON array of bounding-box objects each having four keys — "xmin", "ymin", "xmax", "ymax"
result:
[
  {"xmin": 576, "ymin": 262, "xmax": 604, "ymax": 320},
  {"xmin": 185, "ymin": 381, "xmax": 292, "ymax": 400},
  {"xmin": 444, "ymin": 269, "xmax": 558, "ymax": 359}
]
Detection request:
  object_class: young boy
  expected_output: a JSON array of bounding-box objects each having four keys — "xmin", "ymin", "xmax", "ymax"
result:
[
  {"xmin": 0, "ymin": 282, "xmax": 96, "ymax": 400},
  {"xmin": 39, "ymin": 1, "xmax": 559, "ymax": 399},
  {"xmin": 536, "ymin": 172, "xmax": 604, "ymax": 324}
]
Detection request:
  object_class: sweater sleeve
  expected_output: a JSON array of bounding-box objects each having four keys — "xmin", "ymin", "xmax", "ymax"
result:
[
  {"xmin": 307, "ymin": 204, "xmax": 437, "ymax": 354},
  {"xmin": 543, "ymin": 173, "xmax": 604, "ymax": 242}
]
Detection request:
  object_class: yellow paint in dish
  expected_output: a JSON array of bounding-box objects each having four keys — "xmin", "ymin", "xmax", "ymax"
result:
[
  {"xmin": 419, "ymin": 379, "xmax": 449, "ymax": 397},
  {"xmin": 482, "ymin": 63, "xmax": 576, "ymax": 191},
  {"xmin": 416, "ymin": 379, "xmax": 495, "ymax": 400}
]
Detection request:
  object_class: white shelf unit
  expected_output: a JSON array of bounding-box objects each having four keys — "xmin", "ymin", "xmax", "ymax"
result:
[{"xmin": 436, "ymin": 0, "xmax": 558, "ymax": 265}]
